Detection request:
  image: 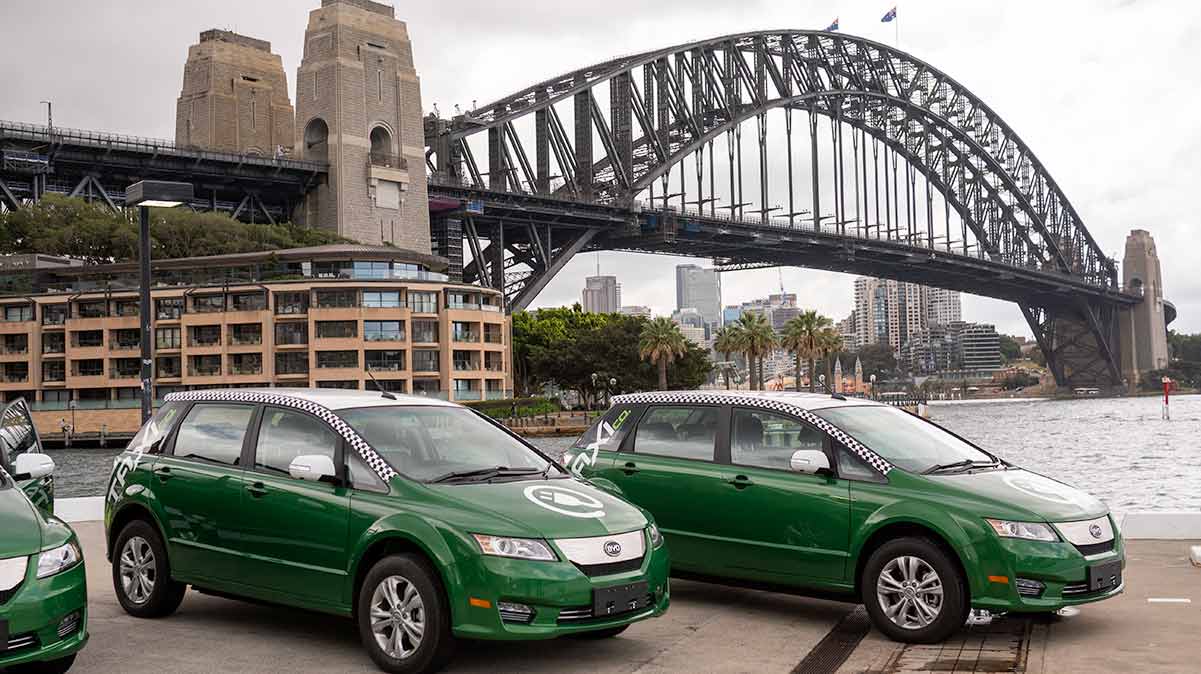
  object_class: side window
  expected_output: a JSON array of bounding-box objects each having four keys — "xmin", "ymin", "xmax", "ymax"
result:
[
  {"xmin": 835, "ymin": 443, "xmax": 885, "ymax": 482},
  {"xmin": 256, "ymin": 407, "xmax": 339, "ymax": 476},
  {"xmin": 172, "ymin": 404, "xmax": 255, "ymax": 466},
  {"xmin": 632, "ymin": 406, "xmax": 717, "ymax": 461},
  {"xmin": 348, "ymin": 453, "xmax": 388, "ymax": 493},
  {"xmin": 128, "ymin": 402, "xmax": 184, "ymax": 455},
  {"xmin": 731, "ymin": 408, "xmax": 825, "ymax": 471}
]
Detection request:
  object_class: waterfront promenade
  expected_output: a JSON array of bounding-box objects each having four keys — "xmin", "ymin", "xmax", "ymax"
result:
[{"xmin": 62, "ymin": 519, "xmax": 1200, "ymax": 673}]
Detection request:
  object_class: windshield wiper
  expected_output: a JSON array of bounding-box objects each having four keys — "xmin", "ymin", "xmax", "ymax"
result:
[
  {"xmin": 428, "ymin": 466, "xmax": 542, "ymax": 484},
  {"xmin": 924, "ymin": 459, "xmax": 999, "ymax": 475}
]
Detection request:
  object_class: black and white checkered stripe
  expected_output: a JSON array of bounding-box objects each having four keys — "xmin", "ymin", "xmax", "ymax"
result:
[
  {"xmin": 164, "ymin": 390, "xmax": 398, "ymax": 482},
  {"xmin": 611, "ymin": 391, "xmax": 894, "ymax": 475}
]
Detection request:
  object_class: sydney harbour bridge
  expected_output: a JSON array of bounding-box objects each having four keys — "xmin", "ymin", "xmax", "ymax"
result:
[{"xmin": 0, "ymin": 29, "xmax": 1168, "ymax": 388}]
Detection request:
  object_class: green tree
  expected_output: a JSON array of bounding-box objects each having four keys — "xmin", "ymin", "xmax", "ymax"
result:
[
  {"xmin": 639, "ymin": 317, "xmax": 688, "ymax": 390},
  {"xmin": 713, "ymin": 324, "xmax": 740, "ymax": 390},
  {"xmin": 818, "ymin": 327, "xmax": 844, "ymax": 388},
  {"xmin": 782, "ymin": 310, "xmax": 832, "ymax": 392},
  {"xmin": 1168, "ymin": 331, "xmax": 1201, "ymax": 362},
  {"xmin": 736, "ymin": 313, "xmax": 776, "ymax": 391},
  {"xmin": 998, "ymin": 334, "xmax": 1023, "ymax": 363}
]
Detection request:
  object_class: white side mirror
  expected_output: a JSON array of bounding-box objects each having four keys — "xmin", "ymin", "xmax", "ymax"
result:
[
  {"xmin": 14, "ymin": 453, "xmax": 55, "ymax": 480},
  {"xmin": 288, "ymin": 454, "xmax": 337, "ymax": 483},
  {"xmin": 789, "ymin": 450, "xmax": 831, "ymax": 475}
]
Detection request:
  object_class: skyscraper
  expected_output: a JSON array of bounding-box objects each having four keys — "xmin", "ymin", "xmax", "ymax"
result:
[
  {"xmin": 854, "ymin": 277, "xmax": 954, "ymax": 354},
  {"xmin": 927, "ymin": 286, "xmax": 962, "ymax": 326},
  {"xmin": 675, "ymin": 265, "xmax": 723, "ymax": 330},
  {"xmin": 581, "ymin": 275, "xmax": 621, "ymax": 314}
]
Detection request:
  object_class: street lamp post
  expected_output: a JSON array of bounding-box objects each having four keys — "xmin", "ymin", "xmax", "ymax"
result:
[{"xmin": 125, "ymin": 180, "xmax": 194, "ymax": 424}]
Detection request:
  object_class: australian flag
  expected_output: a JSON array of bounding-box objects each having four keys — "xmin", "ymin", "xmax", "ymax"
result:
[
  {"xmin": 825, "ymin": 17, "xmax": 840, "ymax": 31},
  {"xmin": 881, "ymin": 6, "xmax": 897, "ymax": 22}
]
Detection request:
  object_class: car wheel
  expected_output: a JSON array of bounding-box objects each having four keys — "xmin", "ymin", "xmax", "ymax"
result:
[
  {"xmin": 573, "ymin": 625, "xmax": 630, "ymax": 639},
  {"xmin": 112, "ymin": 520, "xmax": 186, "ymax": 618},
  {"xmin": 10, "ymin": 655, "xmax": 76, "ymax": 674},
  {"xmin": 357, "ymin": 554, "xmax": 455, "ymax": 674},
  {"xmin": 861, "ymin": 537, "xmax": 968, "ymax": 643}
]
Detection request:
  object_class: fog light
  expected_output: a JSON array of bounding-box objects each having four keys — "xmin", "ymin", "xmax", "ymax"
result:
[
  {"xmin": 497, "ymin": 601, "xmax": 535, "ymax": 624},
  {"xmin": 57, "ymin": 611, "xmax": 81, "ymax": 639},
  {"xmin": 1015, "ymin": 578, "xmax": 1045, "ymax": 597}
]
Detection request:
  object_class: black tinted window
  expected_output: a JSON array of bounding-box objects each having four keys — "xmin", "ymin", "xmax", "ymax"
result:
[
  {"xmin": 173, "ymin": 404, "xmax": 254, "ymax": 466},
  {"xmin": 633, "ymin": 406, "xmax": 717, "ymax": 461},
  {"xmin": 731, "ymin": 408, "xmax": 824, "ymax": 471},
  {"xmin": 256, "ymin": 408, "xmax": 339, "ymax": 475}
]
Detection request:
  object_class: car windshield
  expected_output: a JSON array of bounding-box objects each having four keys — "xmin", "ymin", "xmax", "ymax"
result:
[
  {"xmin": 814, "ymin": 405, "xmax": 996, "ymax": 474},
  {"xmin": 338, "ymin": 405, "xmax": 556, "ymax": 483}
]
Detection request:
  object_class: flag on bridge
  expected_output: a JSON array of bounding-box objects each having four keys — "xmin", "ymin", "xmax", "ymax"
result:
[
  {"xmin": 825, "ymin": 17, "xmax": 840, "ymax": 31},
  {"xmin": 882, "ymin": 6, "xmax": 897, "ymax": 22}
]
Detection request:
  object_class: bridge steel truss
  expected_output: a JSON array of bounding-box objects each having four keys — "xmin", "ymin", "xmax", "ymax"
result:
[
  {"xmin": 426, "ymin": 30, "xmax": 1139, "ymax": 387},
  {"xmin": 0, "ymin": 121, "xmax": 325, "ymax": 224}
]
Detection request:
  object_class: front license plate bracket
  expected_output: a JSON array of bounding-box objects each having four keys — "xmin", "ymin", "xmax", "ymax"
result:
[
  {"xmin": 1086, "ymin": 560, "xmax": 1122, "ymax": 592},
  {"xmin": 593, "ymin": 580, "xmax": 650, "ymax": 617}
]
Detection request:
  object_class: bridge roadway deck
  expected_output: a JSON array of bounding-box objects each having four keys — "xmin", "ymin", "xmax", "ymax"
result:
[{"xmin": 66, "ymin": 522, "xmax": 1197, "ymax": 673}]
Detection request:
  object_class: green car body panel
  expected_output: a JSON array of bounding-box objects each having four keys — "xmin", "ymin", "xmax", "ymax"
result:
[
  {"xmin": 104, "ymin": 390, "xmax": 669, "ymax": 642},
  {"xmin": 567, "ymin": 392, "xmax": 1123, "ymax": 617},
  {"xmin": 0, "ymin": 400, "xmax": 89, "ymax": 669}
]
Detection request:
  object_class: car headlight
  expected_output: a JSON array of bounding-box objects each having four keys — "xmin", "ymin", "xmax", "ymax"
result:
[
  {"xmin": 36, "ymin": 540, "xmax": 82, "ymax": 579},
  {"xmin": 648, "ymin": 522, "xmax": 664, "ymax": 548},
  {"xmin": 471, "ymin": 534, "xmax": 556, "ymax": 561},
  {"xmin": 985, "ymin": 519, "xmax": 1058, "ymax": 542}
]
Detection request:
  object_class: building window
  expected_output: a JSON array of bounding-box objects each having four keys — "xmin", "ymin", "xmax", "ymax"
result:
[
  {"xmin": 230, "ymin": 292, "xmax": 266, "ymax": 312},
  {"xmin": 275, "ymin": 352, "xmax": 309, "ymax": 375},
  {"xmin": 365, "ymin": 350, "xmax": 405, "ymax": 372},
  {"xmin": 42, "ymin": 360, "xmax": 65, "ymax": 382},
  {"xmin": 275, "ymin": 322, "xmax": 308, "ymax": 345},
  {"xmin": 317, "ymin": 380, "xmax": 360, "ymax": 390},
  {"xmin": 42, "ymin": 305, "xmax": 68, "ymax": 326},
  {"xmin": 453, "ymin": 350, "xmax": 478, "ymax": 372},
  {"xmin": 366, "ymin": 378, "xmax": 406, "ymax": 394},
  {"xmin": 316, "ymin": 320, "xmax": 358, "ymax": 339},
  {"xmin": 111, "ymin": 358, "xmax": 140, "ymax": 379},
  {"xmin": 72, "ymin": 330, "xmax": 103, "ymax": 348},
  {"xmin": 362, "ymin": 291, "xmax": 401, "ymax": 309},
  {"xmin": 114, "ymin": 300, "xmax": 139, "ymax": 317},
  {"xmin": 411, "ymin": 320, "xmax": 437, "ymax": 343},
  {"xmin": 274, "ymin": 292, "xmax": 309, "ymax": 315},
  {"xmin": 484, "ymin": 351, "xmax": 504, "ymax": 372},
  {"xmin": 42, "ymin": 333, "xmax": 65, "ymax": 354},
  {"xmin": 484, "ymin": 323, "xmax": 503, "ymax": 344},
  {"xmin": 189, "ymin": 325, "xmax": 222, "ymax": 347},
  {"xmin": 2, "ymin": 334, "xmax": 28, "ymax": 355},
  {"xmin": 76, "ymin": 300, "xmax": 106, "ymax": 319},
  {"xmin": 411, "ymin": 349, "xmax": 439, "ymax": 372},
  {"xmin": 314, "ymin": 289, "xmax": 357, "ymax": 308},
  {"xmin": 156, "ymin": 356, "xmax": 181, "ymax": 379},
  {"xmin": 156, "ymin": 298, "xmax": 184, "ymax": 320},
  {"xmin": 447, "ymin": 291, "xmax": 479, "ymax": 310},
  {"xmin": 353, "ymin": 261, "xmax": 390, "ymax": 279},
  {"xmin": 193, "ymin": 294, "xmax": 225, "ymax": 313},
  {"xmin": 73, "ymin": 359, "xmax": 104, "ymax": 377},
  {"xmin": 111, "ymin": 329, "xmax": 140, "ymax": 351},
  {"xmin": 408, "ymin": 291, "xmax": 437, "ymax": 313},
  {"xmin": 229, "ymin": 324, "xmax": 262, "ymax": 345},
  {"xmin": 1, "ymin": 304, "xmax": 32, "ymax": 322},
  {"xmin": 2, "ymin": 362, "xmax": 29, "ymax": 383},
  {"xmin": 364, "ymin": 320, "xmax": 404, "ymax": 342},
  {"xmin": 156, "ymin": 327, "xmax": 181, "ymax": 349},
  {"xmin": 115, "ymin": 387, "xmax": 141, "ymax": 400},
  {"xmin": 452, "ymin": 321, "xmax": 479, "ymax": 342},
  {"xmin": 411, "ymin": 378, "xmax": 440, "ymax": 396},
  {"xmin": 189, "ymin": 355, "xmax": 222, "ymax": 377},
  {"xmin": 316, "ymin": 350, "xmax": 358, "ymax": 369},
  {"xmin": 453, "ymin": 379, "xmax": 480, "ymax": 401},
  {"xmin": 230, "ymin": 353, "xmax": 263, "ymax": 376}
]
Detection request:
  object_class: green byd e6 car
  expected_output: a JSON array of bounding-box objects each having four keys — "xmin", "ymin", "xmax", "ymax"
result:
[
  {"xmin": 104, "ymin": 389, "xmax": 669, "ymax": 674},
  {"xmin": 566, "ymin": 390, "xmax": 1124, "ymax": 643},
  {"xmin": 0, "ymin": 399, "xmax": 89, "ymax": 674}
]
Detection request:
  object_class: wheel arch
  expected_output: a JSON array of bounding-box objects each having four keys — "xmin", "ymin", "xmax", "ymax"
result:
[
  {"xmin": 852, "ymin": 518, "xmax": 975, "ymax": 600},
  {"xmin": 106, "ymin": 500, "xmax": 167, "ymax": 562},
  {"xmin": 348, "ymin": 526, "xmax": 457, "ymax": 618}
]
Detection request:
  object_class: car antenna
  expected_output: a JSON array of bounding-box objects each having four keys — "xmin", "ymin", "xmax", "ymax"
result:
[
  {"xmin": 365, "ymin": 366, "xmax": 397, "ymax": 400},
  {"xmin": 817, "ymin": 374, "xmax": 846, "ymax": 400}
]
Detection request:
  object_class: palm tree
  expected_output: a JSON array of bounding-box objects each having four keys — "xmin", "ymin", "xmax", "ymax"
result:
[
  {"xmin": 817, "ymin": 327, "xmax": 844, "ymax": 389},
  {"xmin": 780, "ymin": 318, "xmax": 808, "ymax": 392},
  {"xmin": 639, "ymin": 317, "xmax": 688, "ymax": 390},
  {"xmin": 783, "ymin": 310, "xmax": 833, "ymax": 392},
  {"xmin": 713, "ymin": 325, "xmax": 740, "ymax": 390},
  {"xmin": 737, "ymin": 313, "xmax": 776, "ymax": 391}
]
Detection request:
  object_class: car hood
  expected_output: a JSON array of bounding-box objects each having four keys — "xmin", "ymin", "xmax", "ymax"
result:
[
  {"xmin": 0, "ymin": 487, "xmax": 43, "ymax": 556},
  {"xmin": 930, "ymin": 467, "xmax": 1108, "ymax": 522},
  {"xmin": 424, "ymin": 477, "xmax": 648, "ymax": 539}
]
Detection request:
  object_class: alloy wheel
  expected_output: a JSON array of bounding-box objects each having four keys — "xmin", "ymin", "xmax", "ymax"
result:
[
  {"xmin": 370, "ymin": 575, "xmax": 426, "ymax": 659},
  {"xmin": 119, "ymin": 536, "xmax": 157, "ymax": 605},
  {"xmin": 876, "ymin": 555, "xmax": 944, "ymax": 630}
]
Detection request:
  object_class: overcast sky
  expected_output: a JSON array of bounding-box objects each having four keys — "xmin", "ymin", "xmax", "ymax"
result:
[{"xmin": 2, "ymin": 0, "xmax": 1198, "ymax": 336}]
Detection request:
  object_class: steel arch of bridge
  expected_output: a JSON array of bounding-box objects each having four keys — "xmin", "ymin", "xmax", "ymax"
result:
[{"xmin": 426, "ymin": 30, "xmax": 1135, "ymax": 386}]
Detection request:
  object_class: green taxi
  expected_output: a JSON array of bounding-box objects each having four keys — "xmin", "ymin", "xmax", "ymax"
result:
[
  {"xmin": 104, "ymin": 389, "xmax": 669, "ymax": 673},
  {"xmin": 567, "ymin": 391, "xmax": 1123, "ymax": 643},
  {"xmin": 0, "ymin": 399, "xmax": 88, "ymax": 673}
]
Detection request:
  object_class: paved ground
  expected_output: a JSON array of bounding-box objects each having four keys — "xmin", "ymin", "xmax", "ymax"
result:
[{"xmin": 65, "ymin": 523, "xmax": 1200, "ymax": 673}]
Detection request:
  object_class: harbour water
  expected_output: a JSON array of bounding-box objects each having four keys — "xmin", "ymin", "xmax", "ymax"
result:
[{"xmin": 47, "ymin": 394, "xmax": 1200, "ymax": 514}]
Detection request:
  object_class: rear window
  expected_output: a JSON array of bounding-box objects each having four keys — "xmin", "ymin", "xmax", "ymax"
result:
[
  {"xmin": 127, "ymin": 402, "xmax": 184, "ymax": 455},
  {"xmin": 172, "ymin": 403, "xmax": 255, "ymax": 466}
]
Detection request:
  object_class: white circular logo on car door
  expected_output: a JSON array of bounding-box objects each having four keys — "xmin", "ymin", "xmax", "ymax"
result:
[{"xmin": 523, "ymin": 485, "xmax": 606, "ymax": 519}]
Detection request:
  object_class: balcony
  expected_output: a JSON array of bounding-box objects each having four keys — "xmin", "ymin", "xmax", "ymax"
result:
[
  {"xmin": 112, "ymin": 339, "xmax": 140, "ymax": 352},
  {"xmin": 452, "ymin": 332, "xmax": 479, "ymax": 343},
  {"xmin": 369, "ymin": 152, "xmax": 408, "ymax": 170},
  {"xmin": 229, "ymin": 334, "xmax": 263, "ymax": 346},
  {"xmin": 189, "ymin": 365, "xmax": 222, "ymax": 377},
  {"xmin": 453, "ymin": 389, "xmax": 482, "ymax": 402},
  {"xmin": 111, "ymin": 368, "xmax": 140, "ymax": 380},
  {"xmin": 230, "ymin": 364, "xmax": 263, "ymax": 376}
]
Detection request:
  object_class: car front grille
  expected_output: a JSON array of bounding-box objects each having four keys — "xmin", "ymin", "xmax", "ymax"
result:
[
  {"xmin": 573, "ymin": 557, "xmax": 644, "ymax": 577},
  {"xmin": 1073, "ymin": 540, "xmax": 1116, "ymax": 557},
  {"xmin": 5, "ymin": 632, "xmax": 39, "ymax": 654},
  {"xmin": 0, "ymin": 584, "xmax": 20, "ymax": 606},
  {"xmin": 1062, "ymin": 581, "xmax": 1116, "ymax": 598},
  {"xmin": 556, "ymin": 593, "xmax": 656, "ymax": 624}
]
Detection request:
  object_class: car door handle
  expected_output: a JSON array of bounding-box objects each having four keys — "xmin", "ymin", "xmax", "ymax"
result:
[
  {"xmin": 621, "ymin": 462, "xmax": 640, "ymax": 475},
  {"xmin": 153, "ymin": 466, "xmax": 173, "ymax": 481},
  {"xmin": 245, "ymin": 482, "xmax": 268, "ymax": 498},
  {"xmin": 726, "ymin": 475, "xmax": 753, "ymax": 489}
]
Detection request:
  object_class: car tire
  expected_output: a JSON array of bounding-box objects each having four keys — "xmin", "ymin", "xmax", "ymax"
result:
[
  {"xmin": 357, "ymin": 554, "xmax": 455, "ymax": 674},
  {"xmin": 861, "ymin": 536, "xmax": 968, "ymax": 644},
  {"xmin": 111, "ymin": 519, "xmax": 187, "ymax": 619},
  {"xmin": 10, "ymin": 655, "xmax": 76, "ymax": 674},
  {"xmin": 573, "ymin": 625, "xmax": 630, "ymax": 639}
]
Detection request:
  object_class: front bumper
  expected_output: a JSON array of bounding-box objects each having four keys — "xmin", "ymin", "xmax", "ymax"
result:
[
  {"xmin": 448, "ymin": 539, "xmax": 671, "ymax": 640},
  {"xmin": 0, "ymin": 560, "xmax": 89, "ymax": 668},
  {"xmin": 969, "ymin": 531, "xmax": 1125, "ymax": 613}
]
